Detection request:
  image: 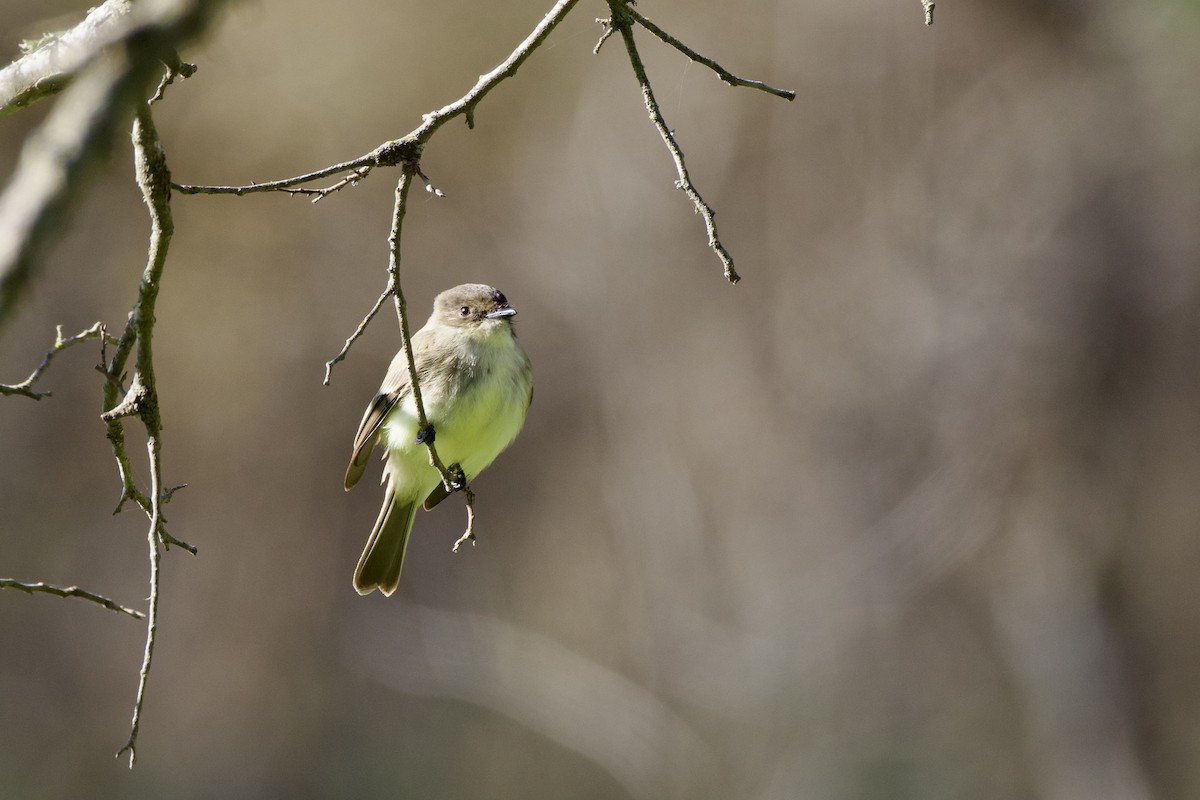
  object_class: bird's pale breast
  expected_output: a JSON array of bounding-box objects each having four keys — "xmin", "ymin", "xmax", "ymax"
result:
[{"xmin": 380, "ymin": 329, "xmax": 530, "ymax": 497}]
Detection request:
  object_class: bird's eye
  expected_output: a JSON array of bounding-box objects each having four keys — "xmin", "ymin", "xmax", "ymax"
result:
[{"xmin": 459, "ymin": 306, "xmax": 471, "ymax": 317}]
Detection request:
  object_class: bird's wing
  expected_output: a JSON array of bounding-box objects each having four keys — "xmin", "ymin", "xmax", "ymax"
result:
[{"xmin": 343, "ymin": 349, "xmax": 415, "ymax": 490}]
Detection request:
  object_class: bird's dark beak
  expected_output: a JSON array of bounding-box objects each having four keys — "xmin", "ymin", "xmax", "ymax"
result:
[{"xmin": 486, "ymin": 307, "xmax": 517, "ymax": 319}]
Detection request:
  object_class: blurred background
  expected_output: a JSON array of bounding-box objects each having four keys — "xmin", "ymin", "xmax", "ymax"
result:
[{"xmin": 2, "ymin": 0, "xmax": 1199, "ymax": 797}]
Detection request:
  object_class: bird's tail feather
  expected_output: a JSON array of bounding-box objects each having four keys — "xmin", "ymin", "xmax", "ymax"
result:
[{"xmin": 353, "ymin": 484, "xmax": 418, "ymax": 596}]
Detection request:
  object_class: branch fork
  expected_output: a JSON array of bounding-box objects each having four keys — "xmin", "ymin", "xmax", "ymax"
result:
[{"xmin": 101, "ymin": 370, "xmax": 149, "ymax": 421}]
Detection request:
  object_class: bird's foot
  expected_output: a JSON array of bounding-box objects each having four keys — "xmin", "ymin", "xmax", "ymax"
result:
[{"xmin": 448, "ymin": 464, "xmax": 466, "ymax": 491}]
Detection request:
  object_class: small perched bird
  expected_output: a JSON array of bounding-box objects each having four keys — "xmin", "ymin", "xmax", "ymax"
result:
[{"xmin": 344, "ymin": 284, "xmax": 533, "ymax": 596}]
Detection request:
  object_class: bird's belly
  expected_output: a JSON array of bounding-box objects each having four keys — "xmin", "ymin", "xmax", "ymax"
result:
[
  {"xmin": 380, "ymin": 364, "xmax": 528, "ymax": 488},
  {"xmin": 430, "ymin": 382, "xmax": 527, "ymax": 479}
]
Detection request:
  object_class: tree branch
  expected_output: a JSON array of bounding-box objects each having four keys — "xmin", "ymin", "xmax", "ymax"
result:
[
  {"xmin": 173, "ymin": 151, "xmax": 390, "ymax": 196},
  {"xmin": 0, "ymin": 0, "xmax": 134, "ymax": 117},
  {"xmin": 172, "ymin": 0, "xmax": 581, "ymax": 198},
  {"xmin": 1, "ymin": 321, "xmax": 112, "ymax": 398},
  {"xmin": 0, "ymin": 578, "xmax": 145, "ymax": 619},
  {"xmin": 619, "ymin": 5, "xmax": 796, "ymax": 100},
  {"xmin": 174, "ymin": 0, "xmax": 784, "ymax": 542},
  {"xmin": 105, "ymin": 101, "xmax": 191, "ymax": 768},
  {"xmin": 0, "ymin": 0, "xmax": 228, "ymax": 333},
  {"xmin": 603, "ymin": 2, "xmax": 741, "ymax": 283},
  {"xmin": 323, "ymin": 285, "xmax": 392, "ymax": 385},
  {"xmin": 384, "ymin": 168, "xmax": 478, "ymax": 551}
]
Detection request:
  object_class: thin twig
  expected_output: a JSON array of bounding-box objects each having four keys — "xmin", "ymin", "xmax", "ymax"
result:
[
  {"xmin": 385, "ymin": 169, "xmax": 477, "ymax": 551},
  {"xmin": 280, "ymin": 166, "xmax": 372, "ymax": 203},
  {"xmin": 323, "ymin": 286, "xmax": 393, "ymax": 385},
  {"xmin": 622, "ymin": 5, "xmax": 796, "ymax": 100},
  {"xmin": 606, "ymin": 2, "xmax": 741, "ymax": 283},
  {"xmin": 149, "ymin": 51, "xmax": 197, "ymax": 105},
  {"xmin": 115, "ymin": 437, "xmax": 164, "ymax": 768},
  {"xmin": 414, "ymin": 164, "xmax": 445, "ymax": 197},
  {"xmin": 451, "ymin": 486, "xmax": 478, "ymax": 552},
  {"xmin": 1, "ymin": 321, "xmax": 111, "ymax": 399},
  {"xmin": 316, "ymin": 0, "xmax": 578, "ymax": 386},
  {"xmin": 172, "ymin": 149, "xmax": 394, "ymax": 196},
  {"xmin": 171, "ymin": 0, "xmax": 580, "ymax": 198},
  {"xmin": 593, "ymin": 18, "xmax": 617, "ymax": 54},
  {"xmin": 0, "ymin": 578, "xmax": 145, "ymax": 619},
  {"xmin": 386, "ymin": 168, "xmax": 456, "ymax": 491}
]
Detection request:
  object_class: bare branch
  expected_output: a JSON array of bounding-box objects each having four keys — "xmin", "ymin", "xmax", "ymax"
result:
[
  {"xmin": 280, "ymin": 166, "xmax": 372, "ymax": 203},
  {"xmin": 384, "ymin": 170, "xmax": 476, "ymax": 549},
  {"xmin": 605, "ymin": 2, "xmax": 741, "ymax": 283},
  {"xmin": 172, "ymin": 150, "xmax": 389, "ymax": 196},
  {"xmin": 386, "ymin": 168, "xmax": 456, "ymax": 490},
  {"xmin": 311, "ymin": 0, "xmax": 577, "ymax": 390},
  {"xmin": 323, "ymin": 286, "xmax": 394, "ymax": 385},
  {"xmin": 149, "ymin": 51, "xmax": 196, "ymax": 104},
  {"xmin": 0, "ymin": 0, "xmax": 230, "ymax": 332},
  {"xmin": 621, "ymin": 6, "xmax": 796, "ymax": 100},
  {"xmin": 451, "ymin": 486, "xmax": 478, "ymax": 552},
  {"xmin": 406, "ymin": 0, "xmax": 581, "ymax": 140},
  {"xmin": 923, "ymin": 0, "xmax": 936, "ymax": 25},
  {"xmin": 103, "ymin": 102, "xmax": 193, "ymax": 767},
  {"xmin": 171, "ymin": 0, "xmax": 581, "ymax": 197},
  {"xmin": 1, "ymin": 321, "xmax": 110, "ymax": 399},
  {"xmin": 414, "ymin": 164, "xmax": 446, "ymax": 198},
  {"xmin": 0, "ymin": 56, "xmax": 145, "ymax": 331},
  {"xmin": 0, "ymin": 0, "xmax": 134, "ymax": 117},
  {"xmin": 593, "ymin": 16, "xmax": 619, "ymax": 53},
  {"xmin": 0, "ymin": 578, "xmax": 145, "ymax": 619},
  {"xmin": 115, "ymin": 436, "xmax": 166, "ymax": 768}
]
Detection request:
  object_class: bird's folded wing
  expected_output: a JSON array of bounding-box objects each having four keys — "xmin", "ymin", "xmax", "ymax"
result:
[{"xmin": 344, "ymin": 389, "xmax": 403, "ymax": 490}]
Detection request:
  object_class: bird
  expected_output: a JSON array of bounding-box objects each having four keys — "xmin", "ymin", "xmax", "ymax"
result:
[{"xmin": 344, "ymin": 284, "xmax": 533, "ymax": 596}]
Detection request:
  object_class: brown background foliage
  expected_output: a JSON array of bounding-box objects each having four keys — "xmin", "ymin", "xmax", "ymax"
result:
[{"xmin": 2, "ymin": 0, "xmax": 1198, "ymax": 798}]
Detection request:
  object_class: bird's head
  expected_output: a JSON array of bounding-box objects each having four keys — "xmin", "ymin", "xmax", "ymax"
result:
[{"xmin": 432, "ymin": 284, "xmax": 517, "ymax": 331}]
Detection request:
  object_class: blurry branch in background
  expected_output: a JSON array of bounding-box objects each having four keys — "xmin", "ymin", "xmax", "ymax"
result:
[
  {"xmin": 0, "ymin": 578, "xmax": 146, "ymax": 619},
  {"xmin": 0, "ymin": 320, "xmax": 113, "ymax": 398},
  {"xmin": 0, "ymin": 0, "xmax": 133, "ymax": 117},
  {"xmin": 0, "ymin": 0, "xmax": 225, "ymax": 330}
]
